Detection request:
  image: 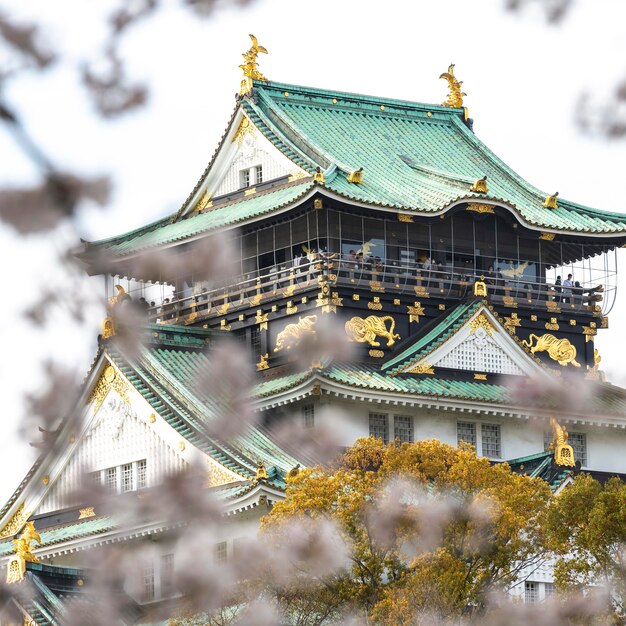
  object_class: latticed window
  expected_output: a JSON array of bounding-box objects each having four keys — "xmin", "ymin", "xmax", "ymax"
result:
[
  {"xmin": 105, "ymin": 467, "xmax": 117, "ymax": 491},
  {"xmin": 525, "ymin": 581, "xmax": 539, "ymax": 603},
  {"xmin": 569, "ymin": 432, "xmax": 587, "ymax": 466},
  {"xmin": 122, "ymin": 463, "xmax": 134, "ymax": 493},
  {"xmin": 457, "ymin": 422, "xmax": 476, "ymax": 448},
  {"xmin": 481, "ymin": 424, "xmax": 501, "ymax": 458},
  {"xmin": 240, "ymin": 168, "xmax": 251, "ymax": 188},
  {"xmin": 160, "ymin": 554, "xmax": 175, "ymax": 598},
  {"xmin": 214, "ymin": 541, "xmax": 228, "ymax": 564},
  {"xmin": 303, "ymin": 404, "xmax": 314, "ymax": 429},
  {"xmin": 369, "ymin": 413, "xmax": 388, "ymax": 444},
  {"xmin": 544, "ymin": 582, "xmax": 555, "ymax": 599},
  {"xmin": 137, "ymin": 460, "xmax": 147, "ymax": 490},
  {"xmin": 394, "ymin": 415, "xmax": 413, "ymax": 443},
  {"xmin": 255, "ymin": 164, "xmax": 263, "ymax": 184},
  {"xmin": 143, "ymin": 565, "xmax": 155, "ymax": 602}
]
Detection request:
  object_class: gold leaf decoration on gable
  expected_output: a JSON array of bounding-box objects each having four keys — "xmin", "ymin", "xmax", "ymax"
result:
[
  {"xmin": 88, "ymin": 364, "xmax": 130, "ymax": 415},
  {"xmin": 408, "ymin": 362, "xmax": 435, "ymax": 375},
  {"xmin": 193, "ymin": 190, "xmax": 212, "ymax": 212},
  {"xmin": 469, "ymin": 313, "xmax": 495, "ymax": 337},
  {"xmin": 504, "ymin": 313, "xmax": 521, "ymax": 334},
  {"xmin": 0, "ymin": 505, "xmax": 30, "ymax": 540}
]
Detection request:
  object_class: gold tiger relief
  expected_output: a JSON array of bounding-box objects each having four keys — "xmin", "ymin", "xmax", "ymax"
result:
[{"xmin": 345, "ymin": 315, "xmax": 400, "ymax": 347}]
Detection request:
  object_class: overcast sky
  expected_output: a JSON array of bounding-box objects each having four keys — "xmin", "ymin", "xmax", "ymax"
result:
[{"xmin": 1, "ymin": 0, "xmax": 625, "ymax": 503}]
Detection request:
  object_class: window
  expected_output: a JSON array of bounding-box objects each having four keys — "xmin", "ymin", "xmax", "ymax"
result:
[
  {"xmin": 122, "ymin": 463, "xmax": 134, "ymax": 493},
  {"xmin": 544, "ymin": 582, "xmax": 555, "ymax": 599},
  {"xmin": 525, "ymin": 581, "xmax": 539, "ymax": 603},
  {"xmin": 214, "ymin": 542, "xmax": 228, "ymax": 564},
  {"xmin": 255, "ymin": 164, "xmax": 263, "ymax": 184},
  {"xmin": 369, "ymin": 412, "xmax": 389, "ymax": 444},
  {"xmin": 303, "ymin": 404, "xmax": 315, "ymax": 429},
  {"xmin": 105, "ymin": 467, "xmax": 118, "ymax": 491},
  {"xmin": 394, "ymin": 415, "xmax": 413, "ymax": 443},
  {"xmin": 457, "ymin": 422, "xmax": 476, "ymax": 448},
  {"xmin": 481, "ymin": 424, "xmax": 501, "ymax": 458},
  {"xmin": 240, "ymin": 168, "xmax": 251, "ymax": 188},
  {"xmin": 142, "ymin": 565, "xmax": 155, "ymax": 602},
  {"xmin": 137, "ymin": 460, "xmax": 147, "ymax": 490},
  {"xmin": 569, "ymin": 432, "xmax": 587, "ymax": 466},
  {"xmin": 93, "ymin": 461, "xmax": 147, "ymax": 494},
  {"xmin": 160, "ymin": 554, "xmax": 175, "ymax": 598}
]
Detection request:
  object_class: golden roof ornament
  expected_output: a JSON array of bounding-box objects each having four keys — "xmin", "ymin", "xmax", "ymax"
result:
[
  {"xmin": 549, "ymin": 417, "xmax": 576, "ymax": 467},
  {"xmin": 239, "ymin": 34, "xmax": 268, "ymax": 96},
  {"xmin": 255, "ymin": 461, "xmax": 268, "ymax": 482},
  {"xmin": 470, "ymin": 176, "xmax": 488, "ymax": 193},
  {"xmin": 473, "ymin": 276, "xmax": 487, "ymax": 297},
  {"xmin": 347, "ymin": 167, "xmax": 364, "ymax": 184},
  {"xmin": 6, "ymin": 521, "xmax": 41, "ymax": 584},
  {"xmin": 440, "ymin": 64, "xmax": 466, "ymax": 108},
  {"xmin": 102, "ymin": 285, "xmax": 130, "ymax": 340},
  {"xmin": 543, "ymin": 191, "xmax": 559, "ymax": 209},
  {"xmin": 313, "ymin": 167, "xmax": 325, "ymax": 184}
]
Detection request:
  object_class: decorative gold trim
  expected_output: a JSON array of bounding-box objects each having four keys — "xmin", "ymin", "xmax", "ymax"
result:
[
  {"xmin": 545, "ymin": 317, "xmax": 560, "ymax": 331},
  {"xmin": 502, "ymin": 295, "xmax": 517, "ymax": 308},
  {"xmin": 469, "ymin": 176, "xmax": 488, "ymax": 193},
  {"xmin": 78, "ymin": 507, "xmax": 96, "ymax": 519},
  {"xmin": 88, "ymin": 363, "xmax": 130, "ymax": 415},
  {"xmin": 244, "ymin": 187, "xmax": 256, "ymax": 196},
  {"xmin": 288, "ymin": 170, "xmax": 308, "ymax": 182},
  {"xmin": 345, "ymin": 315, "xmax": 400, "ymax": 347},
  {"xmin": 469, "ymin": 313, "xmax": 495, "ymax": 336},
  {"xmin": 0, "ymin": 505, "xmax": 30, "ymax": 540},
  {"xmin": 369, "ymin": 280, "xmax": 385, "ymax": 293},
  {"xmin": 256, "ymin": 353, "xmax": 269, "ymax": 371},
  {"xmin": 179, "ymin": 441, "xmax": 186, "ymax": 452},
  {"xmin": 440, "ymin": 64, "xmax": 466, "ymax": 108},
  {"xmin": 284, "ymin": 284, "xmax": 296, "ymax": 298},
  {"xmin": 149, "ymin": 413, "xmax": 156, "ymax": 423},
  {"xmin": 393, "ymin": 298, "xmax": 401, "ymax": 305},
  {"xmin": 474, "ymin": 373, "xmax": 487, "ymax": 381},
  {"xmin": 504, "ymin": 313, "xmax": 521, "ymax": 334},
  {"xmin": 414, "ymin": 285, "xmax": 429, "ymax": 298},
  {"xmin": 369, "ymin": 349, "xmax": 385, "ymax": 358},
  {"xmin": 398, "ymin": 213, "xmax": 414, "ymax": 223},
  {"xmin": 408, "ymin": 362, "xmax": 435, "ymax": 375},
  {"xmin": 530, "ymin": 315, "xmax": 538, "ymax": 321},
  {"xmin": 313, "ymin": 198, "xmax": 323, "ymax": 209},
  {"xmin": 193, "ymin": 190, "xmax": 212, "ymax": 212},
  {"xmin": 250, "ymin": 293, "xmax": 262, "ymax": 306},
  {"xmin": 42, "ymin": 476, "xmax": 49, "ymax": 486},
  {"xmin": 539, "ymin": 232, "xmax": 555, "ymax": 241},
  {"xmin": 473, "ymin": 278, "xmax": 487, "ymax": 297},
  {"xmin": 352, "ymin": 294, "xmax": 360, "ymax": 301},
  {"xmin": 438, "ymin": 304, "xmax": 445, "ymax": 311},
  {"xmin": 255, "ymin": 309, "xmax": 268, "ymax": 330},
  {"xmin": 407, "ymin": 301, "xmax": 425, "ymax": 324},
  {"xmin": 466, "ymin": 203, "xmax": 494, "ymax": 214},
  {"xmin": 286, "ymin": 301, "xmax": 298, "ymax": 315},
  {"xmin": 313, "ymin": 167, "xmax": 325, "ymax": 184},
  {"xmin": 521, "ymin": 333, "xmax": 580, "ymax": 367},
  {"xmin": 347, "ymin": 168, "xmax": 363, "ymax": 184},
  {"xmin": 220, "ymin": 319, "xmax": 231, "ymax": 331},
  {"xmin": 216, "ymin": 302, "xmax": 230, "ymax": 316},
  {"xmin": 569, "ymin": 319, "xmax": 576, "ymax": 326},
  {"xmin": 543, "ymin": 192, "xmax": 559, "ymax": 209},
  {"xmin": 368, "ymin": 297, "xmax": 383, "ymax": 311}
]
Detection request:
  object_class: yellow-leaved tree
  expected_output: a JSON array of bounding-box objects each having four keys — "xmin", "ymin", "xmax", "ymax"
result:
[{"xmin": 261, "ymin": 437, "xmax": 552, "ymax": 625}]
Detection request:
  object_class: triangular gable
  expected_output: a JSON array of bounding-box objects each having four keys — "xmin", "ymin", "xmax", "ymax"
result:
[
  {"xmin": 0, "ymin": 355, "xmax": 244, "ymax": 534},
  {"xmin": 388, "ymin": 303, "xmax": 547, "ymax": 378},
  {"xmin": 182, "ymin": 108, "xmax": 308, "ymax": 216}
]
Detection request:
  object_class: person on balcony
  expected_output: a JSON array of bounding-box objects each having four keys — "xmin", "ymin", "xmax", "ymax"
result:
[{"xmin": 562, "ymin": 274, "xmax": 574, "ymax": 304}]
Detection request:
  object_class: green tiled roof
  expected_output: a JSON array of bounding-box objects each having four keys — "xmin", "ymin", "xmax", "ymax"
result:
[
  {"xmin": 245, "ymin": 81, "xmax": 626, "ymax": 235},
  {"xmin": 85, "ymin": 180, "xmax": 313, "ymax": 258},
  {"xmin": 507, "ymin": 451, "xmax": 573, "ymax": 491},
  {"xmin": 83, "ymin": 80, "xmax": 626, "ymax": 259}
]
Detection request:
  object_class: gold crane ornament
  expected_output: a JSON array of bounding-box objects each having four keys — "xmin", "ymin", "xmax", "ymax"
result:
[
  {"xmin": 440, "ymin": 64, "xmax": 466, "ymax": 108},
  {"xmin": 239, "ymin": 34, "xmax": 268, "ymax": 96}
]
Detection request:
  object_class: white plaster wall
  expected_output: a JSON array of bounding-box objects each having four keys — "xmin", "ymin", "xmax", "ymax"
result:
[{"xmin": 39, "ymin": 391, "xmax": 187, "ymax": 514}]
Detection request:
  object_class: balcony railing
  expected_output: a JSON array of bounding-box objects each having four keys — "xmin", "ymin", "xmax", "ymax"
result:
[{"xmin": 144, "ymin": 257, "xmax": 606, "ymax": 325}]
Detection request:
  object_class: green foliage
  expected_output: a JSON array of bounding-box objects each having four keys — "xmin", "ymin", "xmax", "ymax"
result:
[{"xmin": 545, "ymin": 473, "xmax": 626, "ymax": 619}]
